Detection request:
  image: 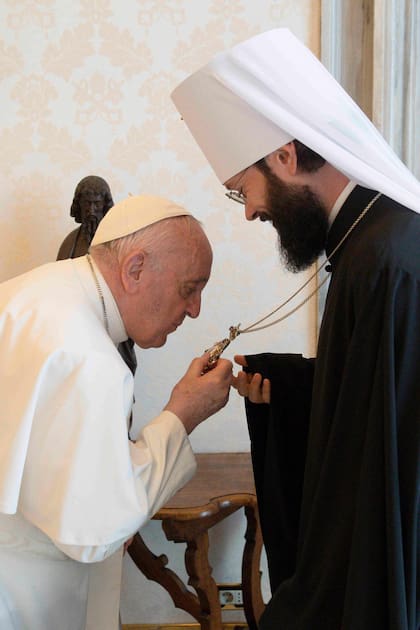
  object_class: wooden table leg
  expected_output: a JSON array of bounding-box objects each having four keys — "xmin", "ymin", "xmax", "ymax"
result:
[
  {"xmin": 129, "ymin": 530, "xmax": 222, "ymax": 630},
  {"xmin": 184, "ymin": 530, "xmax": 222, "ymax": 630},
  {"xmin": 241, "ymin": 502, "xmax": 265, "ymax": 629},
  {"xmin": 128, "ymin": 532, "xmax": 202, "ymax": 622}
]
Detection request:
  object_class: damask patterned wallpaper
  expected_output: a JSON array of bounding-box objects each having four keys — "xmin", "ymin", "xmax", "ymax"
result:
[
  {"xmin": 1, "ymin": 1, "xmax": 320, "ymax": 621},
  {"xmin": 1, "ymin": 0, "xmax": 320, "ymax": 449}
]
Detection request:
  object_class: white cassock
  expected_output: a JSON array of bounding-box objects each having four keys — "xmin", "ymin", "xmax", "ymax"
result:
[{"xmin": 0, "ymin": 255, "xmax": 197, "ymax": 630}]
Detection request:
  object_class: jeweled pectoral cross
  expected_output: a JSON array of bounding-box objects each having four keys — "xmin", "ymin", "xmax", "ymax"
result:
[{"xmin": 202, "ymin": 325, "xmax": 241, "ymax": 372}]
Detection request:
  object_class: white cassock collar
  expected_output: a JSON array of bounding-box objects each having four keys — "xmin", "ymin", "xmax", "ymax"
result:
[{"xmin": 328, "ymin": 181, "xmax": 357, "ymax": 227}]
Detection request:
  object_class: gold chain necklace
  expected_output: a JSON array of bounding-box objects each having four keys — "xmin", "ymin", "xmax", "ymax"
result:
[
  {"xmin": 204, "ymin": 193, "xmax": 381, "ymax": 370},
  {"xmin": 86, "ymin": 254, "xmax": 110, "ymax": 334}
]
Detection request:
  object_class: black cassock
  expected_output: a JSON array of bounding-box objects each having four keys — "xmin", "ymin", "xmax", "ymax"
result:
[{"xmin": 245, "ymin": 186, "xmax": 420, "ymax": 630}]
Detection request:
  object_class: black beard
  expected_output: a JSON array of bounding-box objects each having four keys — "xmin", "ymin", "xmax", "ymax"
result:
[
  {"xmin": 81, "ymin": 216, "xmax": 99, "ymax": 243},
  {"xmin": 261, "ymin": 167, "xmax": 329, "ymax": 272}
]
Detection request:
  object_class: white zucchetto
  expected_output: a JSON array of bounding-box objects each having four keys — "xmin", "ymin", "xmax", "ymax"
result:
[{"xmin": 91, "ymin": 194, "xmax": 192, "ymax": 246}]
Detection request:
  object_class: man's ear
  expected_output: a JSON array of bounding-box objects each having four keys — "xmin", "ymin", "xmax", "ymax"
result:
[
  {"xmin": 265, "ymin": 142, "xmax": 298, "ymax": 178},
  {"xmin": 120, "ymin": 250, "xmax": 145, "ymax": 293}
]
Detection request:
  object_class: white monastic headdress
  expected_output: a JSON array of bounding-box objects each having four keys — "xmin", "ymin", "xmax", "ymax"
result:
[{"xmin": 171, "ymin": 28, "xmax": 420, "ymax": 214}]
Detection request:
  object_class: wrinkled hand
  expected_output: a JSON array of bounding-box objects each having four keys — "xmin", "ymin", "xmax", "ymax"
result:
[
  {"xmin": 232, "ymin": 355, "xmax": 271, "ymax": 404},
  {"xmin": 165, "ymin": 354, "xmax": 232, "ymax": 434}
]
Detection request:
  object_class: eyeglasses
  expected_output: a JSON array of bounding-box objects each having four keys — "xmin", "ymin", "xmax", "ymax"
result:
[{"xmin": 225, "ymin": 190, "xmax": 246, "ymax": 205}]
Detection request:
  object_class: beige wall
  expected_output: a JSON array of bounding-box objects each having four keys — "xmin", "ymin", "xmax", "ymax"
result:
[{"xmin": 0, "ymin": 0, "xmax": 320, "ymax": 623}]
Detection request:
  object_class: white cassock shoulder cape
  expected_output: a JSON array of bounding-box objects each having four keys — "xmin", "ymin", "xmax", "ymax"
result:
[{"xmin": 0, "ymin": 256, "xmax": 196, "ymax": 630}]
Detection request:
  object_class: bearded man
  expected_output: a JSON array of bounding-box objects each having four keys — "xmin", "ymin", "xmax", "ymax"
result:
[{"xmin": 171, "ymin": 29, "xmax": 420, "ymax": 630}]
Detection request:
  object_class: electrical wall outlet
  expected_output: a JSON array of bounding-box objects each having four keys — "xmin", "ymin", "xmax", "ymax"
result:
[{"xmin": 218, "ymin": 587, "xmax": 243, "ymax": 608}]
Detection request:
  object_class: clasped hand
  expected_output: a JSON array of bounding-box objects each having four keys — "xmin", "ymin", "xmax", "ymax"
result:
[
  {"xmin": 231, "ymin": 355, "xmax": 271, "ymax": 404},
  {"xmin": 165, "ymin": 353, "xmax": 233, "ymax": 434},
  {"xmin": 166, "ymin": 352, "xmax": 270, "ymax": 436}
]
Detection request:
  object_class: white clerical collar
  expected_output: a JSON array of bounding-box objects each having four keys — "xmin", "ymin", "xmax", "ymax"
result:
[
  {"xmin": 328, "ymin": 180, "xmax": 357, "ymax": 227},
  {"xmin": 76, "ymin": 256, "xmax": 128, "ymax": 345}
]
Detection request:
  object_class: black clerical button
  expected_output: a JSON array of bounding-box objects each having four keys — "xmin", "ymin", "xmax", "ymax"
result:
[{"xmin": 325, "ymin": 264, "xmax": 332, "ymax": 272}]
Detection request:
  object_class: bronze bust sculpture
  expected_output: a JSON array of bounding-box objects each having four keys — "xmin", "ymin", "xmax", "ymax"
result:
[{"xmin": 57, "ymin": 176, "xmax": 114, "ymax": 260}]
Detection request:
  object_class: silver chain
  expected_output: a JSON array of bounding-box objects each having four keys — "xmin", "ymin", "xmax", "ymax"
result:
[
  {"xmin": 86, "ymin": 254, "xmax": 110, "ymax": 334},
  {"xmin": 238, "ymin": 192, "xmax": 382, "ymax": 335}
]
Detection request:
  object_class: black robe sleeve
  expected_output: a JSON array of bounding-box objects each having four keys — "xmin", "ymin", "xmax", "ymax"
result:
[{"xmin": 244, "ymin": 353, "xmax": 314, "ymax": 592}]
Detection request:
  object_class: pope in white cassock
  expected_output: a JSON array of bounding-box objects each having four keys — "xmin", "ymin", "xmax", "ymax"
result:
[{"xmin": 0, "ymin": 194, "xmax": 233, "ymax": 630}]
